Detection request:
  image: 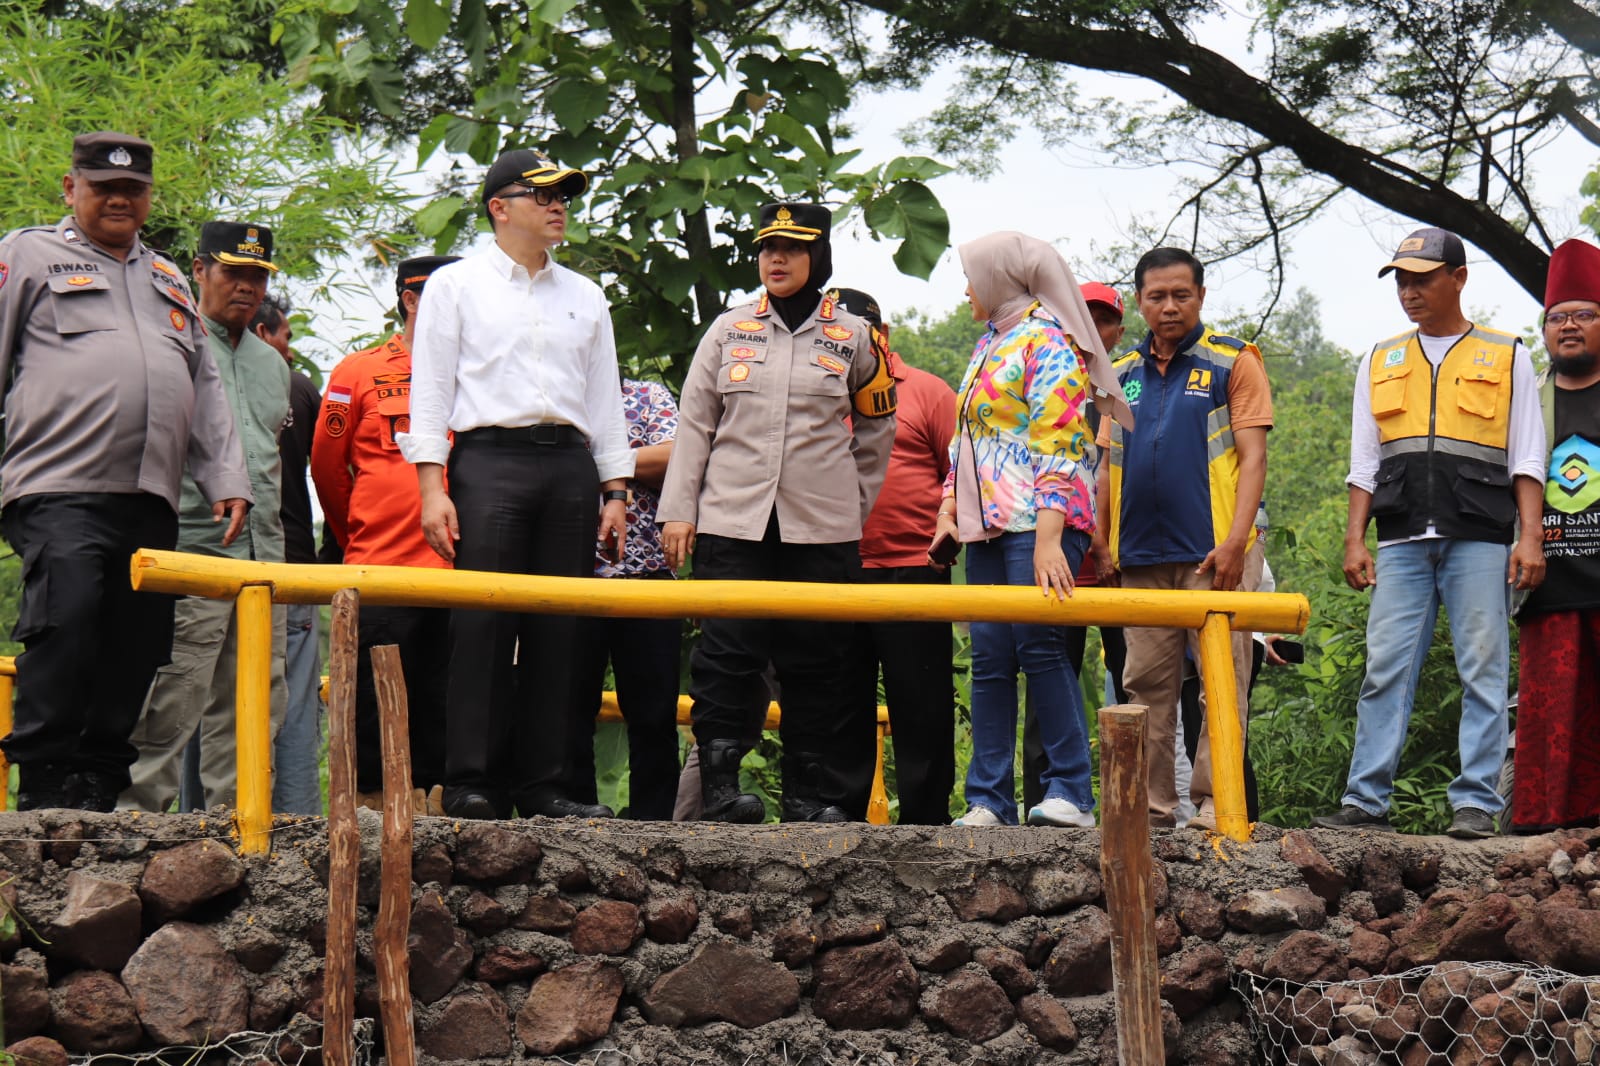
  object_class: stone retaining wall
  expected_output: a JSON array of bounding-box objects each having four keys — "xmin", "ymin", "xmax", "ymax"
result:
[{"xmin": 0, "ymin": 810, "xmax": 1595, "ymax": 1065}]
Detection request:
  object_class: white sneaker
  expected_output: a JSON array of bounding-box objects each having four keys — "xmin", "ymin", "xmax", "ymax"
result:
[
  {"xmin": 953, "ymin": 806, "xmax": 1004, "ymax": 827},
  {"xmin": 1026, "ymin": 797, "xmax": 1096, "ymax": 828}
]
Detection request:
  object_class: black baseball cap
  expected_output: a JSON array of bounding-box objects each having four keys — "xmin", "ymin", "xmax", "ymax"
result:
[
  {"xmin": 198, "ymin": 221, "xmax": 279, "ymax": 272},
  {"xmin": 829, "ymin": 287, "xmax": 882, "ymax": 327},
  {"xmin": 481, "ymin": 148, "xmax": 588, "ymax": 205},
  {"xmin": 72, "ymin": 131, "xmax": 153, "ymax": 183},
  {"xmin": 755, "ymin": 203, "xmax": 830, "ymax": 244},
  {"xmin": 1378, "ymin": 227, "xmax": 1467, "ymax": 277},
  {"xmin": 396, "ymin": 255, "xmax": 461, "ymax": 297}
]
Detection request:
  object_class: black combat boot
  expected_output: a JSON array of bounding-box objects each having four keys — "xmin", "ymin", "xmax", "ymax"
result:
[
  {"xmin": 780, "ymin": 752, "xmax": 851, "ymax": 823},
  {"xmin": 65, "ymin": 770, "xmax": 122, "ymax": 813},
  {"xmin": 15, "ymin": 762, "xmax": 73, "ymax": 811},
  {"xmin": 698, "ymin": 739, "xmax": 764, "ymax": 823}
]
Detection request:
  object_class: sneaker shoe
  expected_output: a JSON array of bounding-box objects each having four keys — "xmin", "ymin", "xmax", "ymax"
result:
[
  {"xmin": 1027, "ymin": 797, "xmax": 1096, "ymax": 828},
  {"xmin": 1447, "ymin": 807, "xmax": 1497, "ymax": 840},
  {"xmin": 1310, "ymin": 805, "xmax": 1394, "ymax": 831},
  {"xmin": 1186, "ymin": 799, "xmax": 1218, "ymax": 831},
  {"xmin": 953, "ymin": 806, "xmax": 1004, "ymax": 827}
]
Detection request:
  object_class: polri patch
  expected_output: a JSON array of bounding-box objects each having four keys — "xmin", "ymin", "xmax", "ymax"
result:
[
  {"xmin": 733, "ymin": 320, "xmax": 764, "ymax": 332},
  {"xmin": 169, "ymin": 309, "xmax": 186, "ymax": 332},
  {"xmin": 729, "ymin": 347, "xmax": 757, "ymax": 360},
  {"xmin": 823, "ymin": 324, "xmax": 852, "ymax": 342},
  {"xmin": 815, "ymin": 354, "xmax": 846, "ymax": 375},
  {"xmin": 729, "ymin": 363, "xmax": 751, "ymax": 383},
  {"xmin": 65, "ymin": 275, "xmax": 94, "ymax": 286}
]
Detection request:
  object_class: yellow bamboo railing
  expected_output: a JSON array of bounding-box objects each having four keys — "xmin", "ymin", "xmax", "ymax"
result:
[{"xmin": 123, "ymin": 549, "xmax": 1308, "ymax": 852}]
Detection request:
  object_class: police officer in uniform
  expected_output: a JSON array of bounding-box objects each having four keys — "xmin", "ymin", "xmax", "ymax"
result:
[
  {"xmin": 0, "ymin": 132, "xmax": 251, "ymax": 811},
  {"xmin": 659, "ymin": 203, "xmax": 897, "ymax": 822}
]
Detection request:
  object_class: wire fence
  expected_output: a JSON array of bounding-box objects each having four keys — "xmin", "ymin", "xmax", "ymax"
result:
[
  {"xmin": 1238, "ymin": 961, "xmax": 1600, "ymax": 1064},
  {"xmin": 69, "ymin": 1016, "xmax": 371, "ymax": 1066}
]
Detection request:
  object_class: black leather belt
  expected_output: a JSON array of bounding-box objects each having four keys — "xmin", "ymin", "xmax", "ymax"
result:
[{"xmin": 460, "ymin": 424, "xmax": 586, "ymax": 446}]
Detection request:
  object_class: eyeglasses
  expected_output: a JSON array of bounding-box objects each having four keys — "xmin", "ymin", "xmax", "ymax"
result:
[
  {"xmin": 495, "ymin": 187, "xmax": 572, "ymax": 207},
  {"xmin": 1545, "ymin": 309, "xmax": 1599, "ymax": 327}
]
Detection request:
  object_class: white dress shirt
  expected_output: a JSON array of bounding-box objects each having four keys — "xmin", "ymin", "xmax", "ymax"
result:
[
  {"xmin": 1347, "ymin": 331, "xmax": 1545, "ymax": 546},
  {"xmin": 397, "ymin": 242, "xmax": 634, "ymax": 482}
]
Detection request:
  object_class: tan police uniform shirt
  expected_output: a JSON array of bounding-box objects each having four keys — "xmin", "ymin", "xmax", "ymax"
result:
[
  {"xmin": 658, "ymin": 292, "xmax": 895, "ymax": 543},
  {"xmin": 0, "ymin": 217, "xmax": 251, "ymax": 510}
]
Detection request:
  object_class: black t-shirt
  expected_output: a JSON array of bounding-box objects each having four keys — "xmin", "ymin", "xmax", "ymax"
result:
[
  {"xmin": 279, "ymin": 370, "xmax": 321, "ymax": 565},
  {"xmin": 1525, "ymin": 378, "xmax": 1600, "ymax": 614}
]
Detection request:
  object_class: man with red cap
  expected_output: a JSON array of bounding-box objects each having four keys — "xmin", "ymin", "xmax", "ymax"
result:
[
  {"xmin": 1315, "ymin": 226, "xmax": 1546, "ymax": 839},
  {"xmin": 1512, "ymin": 237, "xmax": 1600, "ymax": 831}
]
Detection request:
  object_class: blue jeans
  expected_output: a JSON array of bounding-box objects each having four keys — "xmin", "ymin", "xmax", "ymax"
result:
[
  {"xmin": 964, "ymin": 528, "xmax": 1093, "ymax": 823},
  {"xmin": 1343, "ymin": 538, "xmax": 1510, "ymax": 816},
  {"xmin": 274, "ymin": 603, "xmax": 323, "ymax": 814}
]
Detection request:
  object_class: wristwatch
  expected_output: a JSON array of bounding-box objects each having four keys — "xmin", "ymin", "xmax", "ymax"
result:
[{"xmin": 602, "ymin": 489, "xmax": 629, "ymax": 503}]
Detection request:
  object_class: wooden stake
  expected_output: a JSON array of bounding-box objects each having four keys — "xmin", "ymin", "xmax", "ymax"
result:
[
  {"xmin": 324, "ymin": 589, "xmax": 360, "ymax": 1066},
  {"xmin": 371, "ymin": 644, "xmax": 416, "ymax": 1066},
  {"xmin": 1098, "ymin": 704, "xmax": 1164, "ymax": 1066}
]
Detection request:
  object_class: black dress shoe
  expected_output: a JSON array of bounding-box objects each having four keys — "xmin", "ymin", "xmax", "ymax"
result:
[
  {"xmin": 65, "ymin": 770, "xmax": 121, "ymax": 813},
  {"xmin": 529, "ymin": 795, "xmax": 614, "ymax": 819},
  {"xmin": 443, "ymin": 791, "xmax": 499, "ymax": 820}
]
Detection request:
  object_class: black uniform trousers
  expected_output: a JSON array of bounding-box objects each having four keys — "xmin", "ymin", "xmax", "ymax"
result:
[
  {"xmin": 0, "ymin": 492, "xmax": 178, "ymax": 787},
  {"xmin": 355, "ymin": 604, "xmax": 450, "ymax": 794},
  {"xmin": 687, "ymin": 515, "xmax": 858, "ymax": 806},
  {"xmin": 1023, "ymin": 625, "xmax": 1127, "ymax": 811},
  {"xmin": 839, "ymin": 563, "xmax": 956, "ymax": 824},
  {"xmin": 443, "ymin": 431, "xmax": 598, "ymax": 815},
  {"xmin": 569, "ymin": 572, "xmax": 683, "ymax": 820}
]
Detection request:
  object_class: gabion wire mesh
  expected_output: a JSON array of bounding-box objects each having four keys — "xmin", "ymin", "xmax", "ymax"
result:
[
  {"xmin": 1236, "ymin": 961, "xmax": 1600, "ymax": 1065},
  {"xmin": 73, "ymin": 1015, "xmax": 372, "ymax": 1066}
]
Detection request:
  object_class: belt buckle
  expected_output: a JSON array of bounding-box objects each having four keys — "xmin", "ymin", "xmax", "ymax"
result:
[{"xmin": 530, "ymin": 424, "xmax": 562, "ymax": 445}]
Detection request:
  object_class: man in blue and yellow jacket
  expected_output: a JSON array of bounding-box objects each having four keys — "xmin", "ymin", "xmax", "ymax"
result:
[
  {"xmin": 1314, "ymin": 227, "xmax": 1545, "ymax": 839},
  {"xmin": 1093, "ymin": 247, "xmax": 1273, "ymax": 830}
]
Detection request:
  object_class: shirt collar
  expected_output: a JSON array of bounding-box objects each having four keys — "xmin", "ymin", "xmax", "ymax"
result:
[
  {"xmin": 1135, "ymin": 321, "xmax": 1207, "ymax": 362},
  {"xmin": 57, "ymin": 215, "xmax": 144, "ymax": 262},
  {"xmin": 486, "ymin": 241, "xmax": 557, "ymax": 282}
]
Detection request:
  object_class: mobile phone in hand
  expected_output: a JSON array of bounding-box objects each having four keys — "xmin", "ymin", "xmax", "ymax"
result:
[
  {"xmin": 1273, "ymin": 639, "xmax": 1304, "ymax": 664},
  {"xmin": 929, "ymin": 531, "xmax": 960, "ymax": 566}
]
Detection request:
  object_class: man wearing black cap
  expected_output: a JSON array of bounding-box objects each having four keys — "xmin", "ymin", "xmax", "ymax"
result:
[
  {"xmin": 0, "ymin": 132, "xmax": 252, "ymax": 811},
  {"xmin": 313, "ymin": 255, "xmax": 461, "ymax": 815},
  {"xmin": 830, "ymin": 287, "xmax": 958, "ymax": 824},
  {"xmin": 123, "ymin": 221, "xmax": 291, "ymax": 813},
  {"xmin": 398, "ymin": 148, "xmax": 631, "ymax": 820},
  {"xmin": 1314, "ymin": 226, "xmax": 1545, "ymax": 839}
]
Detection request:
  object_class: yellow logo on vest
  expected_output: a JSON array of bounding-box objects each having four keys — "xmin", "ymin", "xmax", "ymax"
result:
[{"xmin": 1185, "ymin": 368, "xmax": 1212, "ymax": 396}]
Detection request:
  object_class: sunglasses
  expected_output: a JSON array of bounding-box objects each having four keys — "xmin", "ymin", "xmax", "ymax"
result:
[{"xmin": 496, "ymin": 187, "xmax": 572, "ymax": 207}]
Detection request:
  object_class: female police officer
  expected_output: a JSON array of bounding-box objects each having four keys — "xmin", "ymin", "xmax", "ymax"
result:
[{"xmin": 658, "ymin": 203, "xmax": 896, "ymax": 822}]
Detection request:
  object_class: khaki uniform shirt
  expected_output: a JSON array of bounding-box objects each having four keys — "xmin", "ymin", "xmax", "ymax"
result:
[
  {"xmin": 0, "ymin": 218, "xmax": 250, "ymax": 510},
  {"xmin": 659, "ymin": 292, "xmax": 895, "ymax": 543},
  {"xmin": 175, "ymin": 317, "xmax": 288, "ymax": 560}
]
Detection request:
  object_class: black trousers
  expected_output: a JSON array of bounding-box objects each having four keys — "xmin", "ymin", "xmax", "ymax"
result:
[
  {"xmin": 839, "ymin": 563, "xmax": 956, "ymax": 824},
  {"xmin": 687, "ymin": 518, "xmax": 858, "ymax": 805},
  {"xmin": 444, "ymin": 435, "xmax": 598, "ymax": 813},
  {"xmin": 355, "ymin": 605, "xmax": 450, "ymax": 794},
  {"xmin": 1022, "ymin": 625, "xmax": 1126, "ymax": 811},
  {"xmin": 0, "ymin": 492, "xmax": 177, "ymax": 786},
  {"xmin": 569, "ymin": 572, "xmax": 683, "ymax": 820}
]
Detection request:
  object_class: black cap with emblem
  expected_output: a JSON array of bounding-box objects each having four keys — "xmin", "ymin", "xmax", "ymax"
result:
[
  {"xmin": 755, "ymin": 202, "xmax": 830, "ymax": 244},
  {"xmin": 71, "ymin": 131, "xmax": 153, "ymax": 184},
  {"xmin": 481, "ymin": 148, "xmax": 588, "ymax": 206},
  {"xmin": 395, "ymin": 255, "xmax": 462, "ymax": 298},
  {"xmin": 828, "ymin": 287, "xmax": 881, "ymax": 328},
  {"xmin": 1377, "ymin": 227, "xmax": 1467, "ymax": 277},
  {"xmin": 198, "ymin": 221, "xmax": 279, "ymax": 272}
]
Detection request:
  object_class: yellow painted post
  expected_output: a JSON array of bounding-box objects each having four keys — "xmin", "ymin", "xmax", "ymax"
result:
[
  {"xmin": 1197, "ymin": 611, "xmax": 1249, "ymax": 841},
  {"xmin": 0, "ymin": 657, "xmax": 14, "ymax": 812},
  {"xmin": 234, "ymin": 585, "xmax": 274, "ymax": 854}
]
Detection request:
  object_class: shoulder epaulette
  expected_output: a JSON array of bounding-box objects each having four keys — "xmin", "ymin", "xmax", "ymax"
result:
[{"xmin": 1206, "ymin": 333, "xmax": 1247, "ymax": 351}]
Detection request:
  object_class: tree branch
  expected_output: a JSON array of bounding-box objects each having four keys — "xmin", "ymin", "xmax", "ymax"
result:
[{"xmin": 858, "ymin": 0, "xmax": 1555, "ymax": 298}]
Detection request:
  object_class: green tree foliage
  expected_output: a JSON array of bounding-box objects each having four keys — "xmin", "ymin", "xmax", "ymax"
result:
[
  {"xmin": 275, "ymin": 0, "xmax": 952, "ymax": 383},
  {"xmin": 0, "ymin": 2, "xmax": 414, "ymax": 299},
  {"xmin": 846, "ymin": 0, "xmax": 1599, "ymax": 305}
]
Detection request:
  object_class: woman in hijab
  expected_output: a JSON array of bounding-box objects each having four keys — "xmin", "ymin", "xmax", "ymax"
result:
[
  {"xmin": 932, "ymin": 231, "xmax": 1134, "ymax": 827},
  {"xmin": 657, "ymin": 202, "xmax": 897, "ymax": 824}
]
